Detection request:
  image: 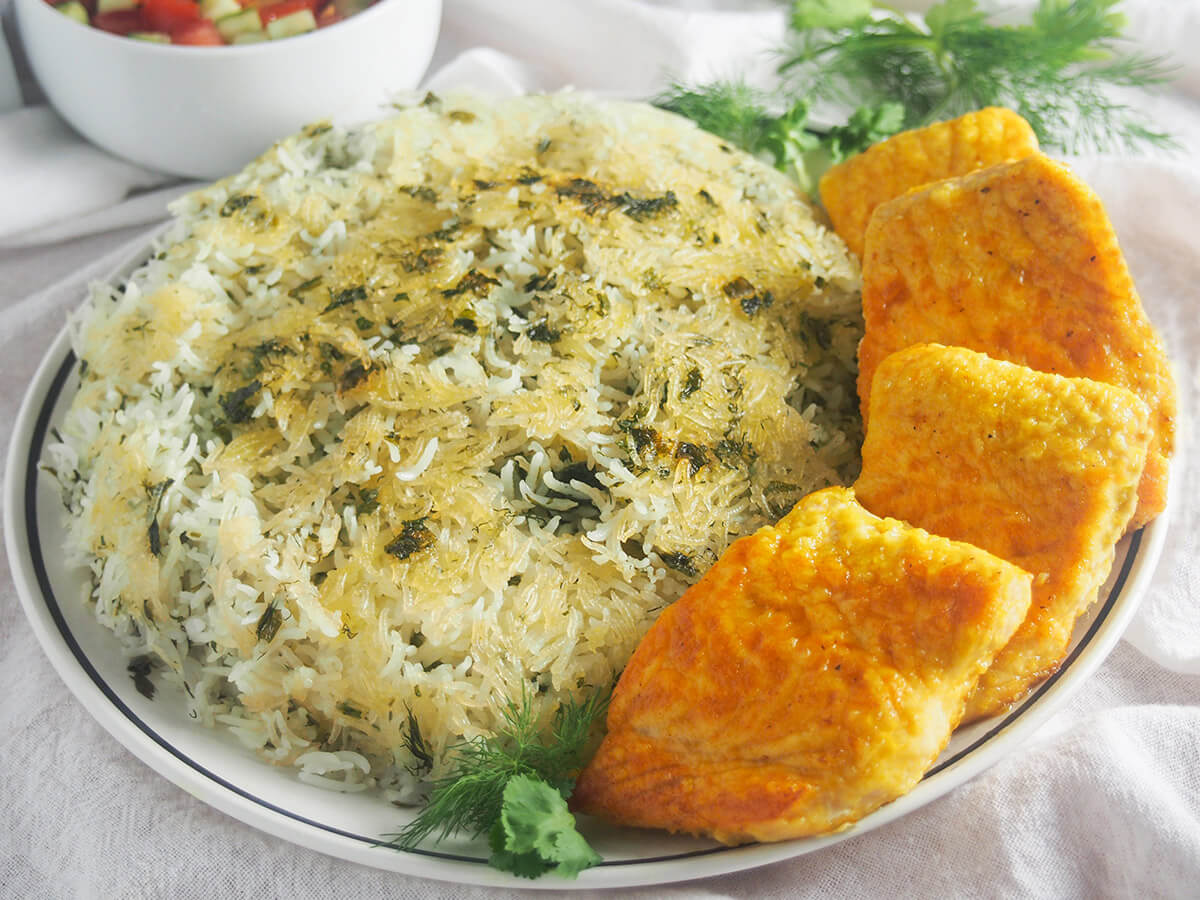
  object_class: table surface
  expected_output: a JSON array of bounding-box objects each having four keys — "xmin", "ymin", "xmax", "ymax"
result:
[{"xmin": 2, "ymin": 2, "xmax": 1199, "ymax": 898}]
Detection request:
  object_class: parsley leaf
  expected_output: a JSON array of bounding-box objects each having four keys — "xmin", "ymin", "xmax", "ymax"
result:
[
  {"xmin": 488, "ymin": 818, "xmax": 553, "ymax": 879},
  {"xmin": 490, "ymin": 775, "xmax": 601, "ymax": 879},
  {"xmin": 822, "ymin": 101, "xmax": 907, "ymax": 163},
  {"xmin": 383, "ymin": 684, "xmax": 611, "ymax": 877}
]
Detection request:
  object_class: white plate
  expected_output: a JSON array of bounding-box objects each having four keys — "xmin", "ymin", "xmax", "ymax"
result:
[{"xmin": 3, "ymin": 241, "xmax": 1170, "ymax": 889}]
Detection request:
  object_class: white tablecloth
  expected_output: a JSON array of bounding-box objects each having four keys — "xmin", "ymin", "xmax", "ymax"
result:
[{"xmin": 1, "ymin": 2, "xmax": 1198, "ymax": 897}]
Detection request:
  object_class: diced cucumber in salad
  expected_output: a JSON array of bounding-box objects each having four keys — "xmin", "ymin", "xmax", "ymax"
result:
[{"xmin": 47, "ymin": 0, "xmax": 375, "ymax": 45}]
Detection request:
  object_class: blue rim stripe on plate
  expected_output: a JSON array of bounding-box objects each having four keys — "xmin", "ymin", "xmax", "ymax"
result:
[
  {"xmin": 23, "ymin": 351, "xmax": 485, "ymax": 864},
  {"xmin": 925, "ymin": 528, "xmax": 1137, "ymax": 779},
  {"xmin": 21, "ymin": 347, "xmax": 1141, "ymax": 867}
]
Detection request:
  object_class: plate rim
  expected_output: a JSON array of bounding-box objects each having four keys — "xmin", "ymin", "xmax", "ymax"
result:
[{"xmin": 2, "ymin": 247, "xmax": 1171, "ymax": 889}]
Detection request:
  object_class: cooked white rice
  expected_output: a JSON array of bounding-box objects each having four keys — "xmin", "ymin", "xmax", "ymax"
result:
[{"xmin": 45, "ymin": 92, "xmax": 862, "ymax": 797}]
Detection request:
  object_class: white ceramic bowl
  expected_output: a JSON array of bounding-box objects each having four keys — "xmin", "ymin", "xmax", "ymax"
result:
[{"xmin": 16, "ymin": 0, "xmax": 442, "ymax": 178}]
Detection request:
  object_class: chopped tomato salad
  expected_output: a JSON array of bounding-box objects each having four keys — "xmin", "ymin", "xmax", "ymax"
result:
[{"xmin": 48, "ymin": 0, "xmax": 374, "ymax": 45}]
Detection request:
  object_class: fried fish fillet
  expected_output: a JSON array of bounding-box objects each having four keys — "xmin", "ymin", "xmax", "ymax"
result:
[
  {"xmin": 818, "ymin": 107, "xmax": 1038, "ymax": 258},
  {"xmin": 855, "ymin": 344, "xmax": 1152, "ymax": 720},
  {"xmin": 857, "ymin": 154, "xmax": 1175, "ymax": 529},
  {"xmin": 571, "ymin": 487, "xmax": 1032, "ymax": 844}
]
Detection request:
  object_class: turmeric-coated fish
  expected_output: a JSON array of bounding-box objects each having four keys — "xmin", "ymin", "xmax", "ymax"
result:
[
  {"xmin": 855, "ymin": 344, "xmax": 1152, "ymax": 721},
  {"xmin": 571, "ymin": 487, "xmax": 1032, "ymax": 844},
  {"xmin": 857, "ymin": 154, "xmax": 1175, "ymax": 529},
  {"xmin": 818, "ymin": 107, "xmax": 1038, "ymax": 258}
]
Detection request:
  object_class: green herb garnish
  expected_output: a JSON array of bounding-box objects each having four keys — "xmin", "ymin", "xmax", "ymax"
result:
[
  {"xmin": 442, "ymin": 269, "xmax": 500, "ymax": 298},
  {"xmin": 620, "ymin": 190, "xmax": 678, "ymax": 222},
  {"xmin": 403, "ymin": 707, "xmax": 435, "ymax": 776},
  {"xmin": 288, "ymin": 276, "xmax": 323, "ymax": 300},
  {"xmin": 324, "ymin": 285, "xmax": 367, "ymax": 312},
  {"xmin": 356, "ymin": 487, "xmax": 380, "ymax": 516},
  {"xmin": 659, "ymin": 0, "xmax": 1174, "ymax": 191},
  {"xmin": 527, "ymin": 321, "xmax": 561, "ymax": 344},
  {"xmin": 428, "ymin": 220, "xmax": 463, "ymax": 242},
  {"xmin": 783, "ymin": 0, "xmax": 1173, "ymax": 153},
  {"xmin": 145, "ymin": 478, "xmax": 173, "ymax": 557},
  {"xmin": 488, "ymin": 776, "xmax": 602, "ymax": 879},
  {"xmin": 657, "ymin": 549, "xmax": 699, "ymax": 576},
  {"xmin": 402, "ymin": 184, "xmax": 438, "ymax": 203},
  {"xmin": 400, "ymin": 247, "xmax": 444, "ymax": 273},
  {"xmin": 217, "ymin": 379, "xmax": 262, "ymax": 424},
  {"xmin": 338, "ymin": 359, "xmax": 370, "ymax": 392},
  {"xmin": 674, "ymin": 442, "xmax": 709, "ymax": 475},
  {"xmin": 551, "ymin": 461, "xmax": 604, "ymax": 491},
  {"xmin": 385, "ymin": 518, "xmax": 435, "ymax": 561},
  {"xmin": 127, "ymin": 654, "xmax": 158, "ymax": 700},
  {"xmin": 679, "ymin": 367, "xmax": 703, "ymax": 401},
  {"xmin": 255, "ymin": 600, "xmax": 283, "ymax": 643},
  {"xmin": 524, "ymin": 273, "xmax": 557, "ymax": 293},
  {"xmin": 385, "ymin": 686, "xmax": 610, "ymax": 879},
  {"xmin": 219, "ymin": 194, "xmax": 254, "ymax": 217}
]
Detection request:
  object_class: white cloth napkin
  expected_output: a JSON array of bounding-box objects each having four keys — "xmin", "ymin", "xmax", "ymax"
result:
[
  {"xmin": 2, "ymin": 0, "xmax": 1199, "ymax": 242},
  {"xmin": 0, "ymin": 107, "xmax": 191, "ymax": 245},
  {"xmin": 1, "ymin": 1, "xmax": 1199, "ymax": 897},
  {"xmin": 0, "ymin": 0, "xmax": 785, "ymax": 246}
]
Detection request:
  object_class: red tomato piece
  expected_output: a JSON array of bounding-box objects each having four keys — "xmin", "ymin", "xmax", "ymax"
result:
[
  {"xmin": 172, "ymin": 20, "xmax": 224, "ymax": 44},
  {"xmin": 142, "ymin": 0, "xmax": 201, "ymax": 33},
  {"xmin": 258, "ymin": 0, "xmax": 316, "ymax": 23},
  {"xmin": 92, "ymin": 8, "xmax": 145, "ymax": 34},
  {"xmin": 315, "ymin": 2, "xmax": 340, "ymax": 27}
]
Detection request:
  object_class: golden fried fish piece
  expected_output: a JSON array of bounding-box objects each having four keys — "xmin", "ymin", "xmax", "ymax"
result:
[
  {"xmin": 571, "ymin": 487, "xmax": 1032, "ymax": 844},
  {"xmin": 818, "ymin": 107, "xmax": 1038, "ymax": 258},
  {"xmin": 855, "ymin": 344, "xmax": 1152, "ymax": 720},
  {"xmin": 857, "ymin": 154, "xmax": 1175, "ymax": 529}
]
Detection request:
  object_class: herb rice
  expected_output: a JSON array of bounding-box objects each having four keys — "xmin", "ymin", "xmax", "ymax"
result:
[{"xmin": 45, "ymin": 93, "xmax": 862, "ymax": 800}]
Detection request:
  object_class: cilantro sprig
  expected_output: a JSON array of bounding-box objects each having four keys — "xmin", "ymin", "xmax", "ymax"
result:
[
  {"xmin": 659, "ymin": 0, "xmax": 1175, "ymax": 192},
  {"xmin": 489, "ymin": 775, "xmax": 602, "ymax": 878},
  {"xmin": 385, "ymin": 686, "xmax": 610, "ymax": 879}
]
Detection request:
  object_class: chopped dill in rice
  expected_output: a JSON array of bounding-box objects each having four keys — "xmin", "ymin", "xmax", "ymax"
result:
[{"xmin": 44, "ymin": 92, "xmax": 863, "ymax": 798}]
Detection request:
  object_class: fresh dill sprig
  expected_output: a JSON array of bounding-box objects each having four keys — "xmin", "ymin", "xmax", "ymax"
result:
[
  {"xmin": 658, "ymin": 0, "xmax": 1175, "ymax": 189},
  {"xmin": 655, "ymin": 81, "xmax": 808, "ymax": 159},
  {"xmin": 384, "ymin": 684, "xmax": 610, "ymax": 854},
  {"xmin": 781, "ymin": 0, "xmax": 1175, "ymax": 154},
  {"xmin": 657, "ymin": 81, "xmax": 901, "ymax": 192}
]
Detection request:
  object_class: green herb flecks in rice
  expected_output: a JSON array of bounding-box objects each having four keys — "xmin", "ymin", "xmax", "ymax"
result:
[{"xmin": 42, "ymin": 93, "xmax": 862, "ymax": 802}]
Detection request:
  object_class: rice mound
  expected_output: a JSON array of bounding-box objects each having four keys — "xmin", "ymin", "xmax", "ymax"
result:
[{"xmin": 46, "ymin": 92, "xmax": 862, "ymax": 797}]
